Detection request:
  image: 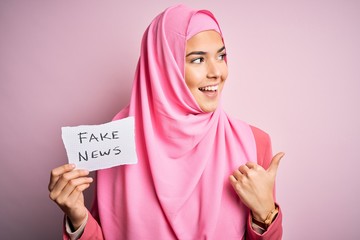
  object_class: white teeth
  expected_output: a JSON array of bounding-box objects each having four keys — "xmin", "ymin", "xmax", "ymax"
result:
[{"xmin": 199, "ymin": 85, "xmax": 218, "ymax": 91}]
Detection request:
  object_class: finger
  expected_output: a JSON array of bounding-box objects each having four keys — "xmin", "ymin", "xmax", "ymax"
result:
[
  {"xmin": 245, "ymin": 161, "xmax": 258, "ymax": 169},
  {"xmin": 48, "ymin": 164, "xmax": 75, "ymax": 191},
  {"xmin": 238, "ymin": 164, "xmax": 250, "ymax": 175},
  {"xmin": 50, "ymin": 169, "xmax": 90, "ymax": 198},
  {"xmin": 232, "ymin": 169, "xmax": 243, "ymax": 181},
  {"xmin": 229, "ymin": 175, "xmax": 237, "ymax": 184},
  {"xmin": 66, "ymin": 183, "xmax": 91, "ymax": 204},
  {"xmin": 267, "ymin": 152, "xmax": 285, "ymax": 175},
  {"xmin": 60, "ymin": 176, "xmax": 93, "ymax": 199},
  {"xmin": 54, "ymin": 178, "xmax": 92, "ymax": 204},
  {"xmin": 229, "ymin": 175, "xmax": 243, "ymax": 193},
  {"xmin": 229, "ymin": 175, "xmax": 239, "ymax": 190},
  {"xmin": 49, "ymin": 170, "xmax": 90, "ymax": 200},
  {"xmin": 55, "ymin": 183, "xmax": 90, "ymax": 214}
]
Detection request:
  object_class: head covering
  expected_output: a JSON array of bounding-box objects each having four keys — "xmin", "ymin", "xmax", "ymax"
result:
[
  {"xmin": 186, "ymin": 11, "xmax": 221, "ymax": 40},
  {"xmin": 96, "ymin": 4, "xmax": 256, "ymax": 239}
]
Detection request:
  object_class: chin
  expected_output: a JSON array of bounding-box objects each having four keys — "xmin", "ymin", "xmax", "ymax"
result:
[{"xmin": 200, "ymin": 104, "xmax": 218, "ymax": 113}]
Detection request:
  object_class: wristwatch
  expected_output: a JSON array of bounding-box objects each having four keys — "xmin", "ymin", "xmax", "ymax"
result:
[{"xmin": 252, "ymin": 207, "xmax": 279, "ymax": 230}]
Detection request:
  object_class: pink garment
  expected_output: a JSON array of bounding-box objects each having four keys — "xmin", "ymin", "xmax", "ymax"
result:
[
  {"xmin": 64, "ymin": 4, "xmax": 283, "ymax": 239},
  {"xmin": 64, "ymin": 127, "xmax": 283, "ymax": 239}
]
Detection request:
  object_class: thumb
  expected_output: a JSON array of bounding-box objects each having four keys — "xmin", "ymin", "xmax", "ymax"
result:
[{"xmin": 267, "ymin": 152, "xmax": 285, "ymax": 175}]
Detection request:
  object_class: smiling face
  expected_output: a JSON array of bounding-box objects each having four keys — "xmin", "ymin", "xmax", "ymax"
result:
[{"xmin": 185, "ymin": 30, "xmax": 228, "ymax": 113}]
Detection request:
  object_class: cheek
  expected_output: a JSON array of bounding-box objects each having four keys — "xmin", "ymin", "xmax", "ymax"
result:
[
  {"xmin": 221, "ymin": 65, "xmax": 228, "ymax": 82},
  {"xmin": 185, "ymin": 68, "xmax": 203, "ymax": 89}
]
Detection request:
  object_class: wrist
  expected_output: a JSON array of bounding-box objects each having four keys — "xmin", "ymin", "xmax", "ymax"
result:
[
  {"xmin": 68, "ymin": 211, "xmax": 88, "ymax": 231},
  {"xmin": 251, "ymin": 201, "xmax": 275, "ymax": 221},
  {"xmin": 251, "ymin": 206, "xmax": 279, "ymax": 230}
]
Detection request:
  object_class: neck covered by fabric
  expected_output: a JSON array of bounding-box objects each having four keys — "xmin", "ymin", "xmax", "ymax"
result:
[{"xmin": 97, "ymin": 4, "xmax": 257, "ymax": 239}]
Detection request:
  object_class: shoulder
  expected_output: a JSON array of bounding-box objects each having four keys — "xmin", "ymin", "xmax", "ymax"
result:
[
  {"xmin": 249, "ymin": 125, "xmax": 271, "ymax": 147},
  {"xmin": 249, "ymin": 125, "xmax": 272, "ymax": 168}
]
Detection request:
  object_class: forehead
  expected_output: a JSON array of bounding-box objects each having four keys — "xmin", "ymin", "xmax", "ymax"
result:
[{"xmin": 186, "ymin": 30, "xmax": 223, "ymax": 51}]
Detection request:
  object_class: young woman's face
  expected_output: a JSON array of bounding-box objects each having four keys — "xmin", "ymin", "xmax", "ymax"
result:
[{"xmin": 185, "ymin": 30, "xmax": 228, "ymax": 113}]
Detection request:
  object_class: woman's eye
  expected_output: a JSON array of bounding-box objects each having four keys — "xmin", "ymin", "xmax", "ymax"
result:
[
  {"xmin": 191, "ymin": 57, "xmax": 204, "ymax": 64},
  {"xmin": 218, "ymin": 53, "xmax": 227, "ymax": 60}
]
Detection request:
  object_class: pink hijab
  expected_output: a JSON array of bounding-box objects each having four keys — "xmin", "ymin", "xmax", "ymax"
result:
[{"xmin": 96, "ymin": 4, "xmax": 256, "ymax": 239}]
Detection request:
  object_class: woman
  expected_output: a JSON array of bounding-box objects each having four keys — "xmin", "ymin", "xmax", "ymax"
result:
[{"xmin": 49, "ymin": 4, "xmax": 284, "ymax": 239}]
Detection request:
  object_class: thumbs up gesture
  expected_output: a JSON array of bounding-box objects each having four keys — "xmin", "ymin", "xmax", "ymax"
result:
[{"xmin": 229, "ymin": 152, "xmax": 284, "ymax": 221}]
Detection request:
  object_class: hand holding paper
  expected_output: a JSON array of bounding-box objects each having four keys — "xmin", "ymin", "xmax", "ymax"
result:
[
  {"xmin": 61, "ymin": 117, "xmax": 138, "ymax": 171},
  {"xmin": 48, "ymin": 164, "xmax": 92, "ymax": 230}
]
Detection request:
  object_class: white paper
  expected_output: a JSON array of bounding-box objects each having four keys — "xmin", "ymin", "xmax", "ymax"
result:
[{"xmin": 61, "ymin": 117, "xmax": 137, "ymax": 171}]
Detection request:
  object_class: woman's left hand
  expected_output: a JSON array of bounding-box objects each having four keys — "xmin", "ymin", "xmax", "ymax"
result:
[{"xmin": 229, "ymin": 152, "xmax": 284, "ymax": 221}]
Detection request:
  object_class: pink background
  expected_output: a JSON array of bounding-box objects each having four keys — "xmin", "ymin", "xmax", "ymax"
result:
[{"xmin": 1, "ymin": 0, "xmax": 359, "ymax": 239}]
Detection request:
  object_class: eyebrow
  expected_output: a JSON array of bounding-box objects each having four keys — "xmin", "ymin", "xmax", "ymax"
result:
[{"xmin": 186, "ymin": 46, "xmax": 226, "ymax": 57}]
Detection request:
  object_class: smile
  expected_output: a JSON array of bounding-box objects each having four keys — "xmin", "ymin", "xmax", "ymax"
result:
[{"xmin": 198, "ymin": 85, "xmax": 219, "ymax": 92}]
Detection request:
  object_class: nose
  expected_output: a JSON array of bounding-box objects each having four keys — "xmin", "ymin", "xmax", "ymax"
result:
[{"xmin": 206, "ymin": 60, "xmax": 221, "ymax": 79}]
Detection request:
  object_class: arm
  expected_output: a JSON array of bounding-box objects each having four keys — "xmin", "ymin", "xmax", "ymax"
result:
[
  {"xmin": 48, "ymin": 164, "xmax": 104, "ymax": 239},
  {"xmin": 62, "ymin": 173, "xmax": 104, "ymax": 240},
  {"xmin": 246, "ymin": 126, "xmax": 283, "ymax": 239},
  {"xmin": 229, "ymin": 126, "xmax": 283, "ymax": 239},
  {"xmin": 48, "ymin": 164, "xmax": 95, "ymax": 240}
]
